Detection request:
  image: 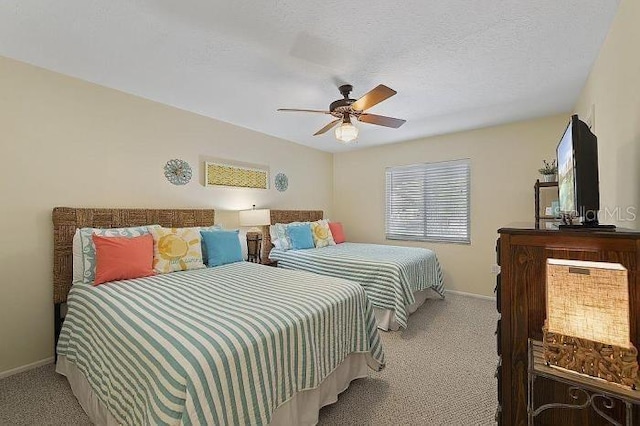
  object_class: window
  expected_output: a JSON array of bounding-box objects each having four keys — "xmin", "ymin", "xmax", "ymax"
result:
[{"xmin": 385, "ymin": 159, "xmax": 470, "ymax": 243}]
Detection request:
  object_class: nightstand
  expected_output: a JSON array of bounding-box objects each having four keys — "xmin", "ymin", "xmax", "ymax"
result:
[
  {"xmin": 262, "ymin": 260, "xmax": 278, "ymax": 268},
  {"xmin": 246, "ymin": 232, "xmax": 262, "ymax": 263}
]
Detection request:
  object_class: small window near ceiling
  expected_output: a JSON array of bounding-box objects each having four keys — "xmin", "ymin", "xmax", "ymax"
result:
[{"xmin": 385, "ymin": 159, "xmax": 470, "ymax": 244}]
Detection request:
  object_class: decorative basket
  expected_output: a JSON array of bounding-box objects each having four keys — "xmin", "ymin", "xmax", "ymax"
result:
[{"xmin": 543, "ymin": 322, "xmax": 640, "ymax": 388}]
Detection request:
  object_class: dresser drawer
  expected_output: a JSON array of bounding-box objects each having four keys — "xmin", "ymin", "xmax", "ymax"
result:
[{"xmin": 495, "ymin": 238, "xmax": 501, "ymax": 266}]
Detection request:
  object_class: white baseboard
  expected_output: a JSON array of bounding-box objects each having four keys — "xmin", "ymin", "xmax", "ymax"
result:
[
  {"xmin": 0, "ymin": 357, "xmax": 54, "ymax": 379},
  {"xmin": 445, "ymin": 289, "xmax": 496, "ymax": 301}
]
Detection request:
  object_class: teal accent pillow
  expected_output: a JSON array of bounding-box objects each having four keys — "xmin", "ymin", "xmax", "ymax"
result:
[
  {"xmin": 287, "ymin": 224, "xmax": 315, "ymax": 250},
  {"xmin": 200, "ymin": 230, "xmax": 243, "ymax": 267},
  {"xmin": 200, "ymin": 225, "xmax": 223, "ymax": 265}
]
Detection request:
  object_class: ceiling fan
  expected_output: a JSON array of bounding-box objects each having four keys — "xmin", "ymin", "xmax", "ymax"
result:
[{"xmin": 277, "ymin": 84, "xmax": 406, "ymax": 143}]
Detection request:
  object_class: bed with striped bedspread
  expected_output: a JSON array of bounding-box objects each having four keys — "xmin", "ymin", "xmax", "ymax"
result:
[
  {"xmin": 56, "ymin": 262, "xmax": 385, "ymax": 425},
  {"xmin": 269, "ymin": 242, "xmax": 444, "ymax": 329}
]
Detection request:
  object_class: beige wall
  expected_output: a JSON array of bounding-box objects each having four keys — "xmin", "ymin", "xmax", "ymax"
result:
[
  {"xmin": 574, "ymin": 0, "xmax": 639, "ymax": 229},
  {"xmin": 333, "ymin": 115, "xmax": 568, "ymax": 297},
  {"xmin": 0, "ymin": 56, "xmax": 333, "ymax": 374},
  {"xmin": 3, "ymin": 0, "xmax": 637, "ymax": 374}
]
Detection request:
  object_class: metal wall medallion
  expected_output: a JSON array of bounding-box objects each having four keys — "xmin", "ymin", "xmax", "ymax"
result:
[
  {"xmin": 164, "ymin": 159, "xmax": 192, "ymax": 185},
  {"xmin": 274, "ymin": 173, "xmax": 288, "ymax": 192}
]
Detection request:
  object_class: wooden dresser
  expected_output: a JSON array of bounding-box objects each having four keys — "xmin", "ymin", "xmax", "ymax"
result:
[{"xmin": 496, "ymin": 225, "xmax": 640, "ymax": 425}]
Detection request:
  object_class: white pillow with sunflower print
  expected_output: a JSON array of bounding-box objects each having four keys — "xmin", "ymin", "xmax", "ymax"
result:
[
  {"xmin": 310, "ymin": 220, "xmax": 336, "ymax": 248},
  {"xmin": 150, "ymin": 227, "xmax": 206, "ymax": 274}
]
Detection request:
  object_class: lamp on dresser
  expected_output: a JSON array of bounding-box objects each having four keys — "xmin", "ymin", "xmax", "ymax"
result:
[
  {"xmin": 543, "ymin": 259, "xmax": 639, "ymax": 387},
  {"xmin": 525, "ymin": 259, "xmax": 640, "ymax": 425},
  {"xmin": 239, "ymin": 206, "xmax": 270, "ymax": 263}
]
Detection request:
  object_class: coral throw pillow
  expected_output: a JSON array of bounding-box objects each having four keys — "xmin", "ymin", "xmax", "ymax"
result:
[
  {"xmin": 150, "ymin": 227, "xmax": 206, "ymax": 274},
  {"xmin": 92, "ymin": 234, "xmax": 154, "ymax": 285},
  {"xmin": 328, "ymin": 222, "xmax": 346, "ymax": 244},
  {"xmin": 78, "ymin": 225, "xmax": 159, "ymax": 284}
]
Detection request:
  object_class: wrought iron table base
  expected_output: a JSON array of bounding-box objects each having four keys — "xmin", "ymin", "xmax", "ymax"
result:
[
  {"xmin": 528, "ymin": 340, "xmax": 638, "ymax": 426},
  {"xmin": 528, "ymin": 379, "xmax": 632, "ymax": 426}
]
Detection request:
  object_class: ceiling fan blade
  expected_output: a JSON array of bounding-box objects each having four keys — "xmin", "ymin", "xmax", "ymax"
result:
[
  {"xmin": 277, "ymin": 108, "xmax": 333, "ymax": 114},
  {"xmin": 358, "ymin": 113, "xmax": 406, "ymax": 128},
  {"xmin": 314, "ymin": 118, "xmax": 342, "ymax": 136},
  {"xmin": 351, "ymin": 85, "xmax": 397, "ymax": 111}
]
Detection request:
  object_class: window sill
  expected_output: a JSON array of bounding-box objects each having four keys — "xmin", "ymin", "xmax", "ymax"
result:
[{"xmin": 386, "ymin": 236, "xmax": 471, "ymax": 245}]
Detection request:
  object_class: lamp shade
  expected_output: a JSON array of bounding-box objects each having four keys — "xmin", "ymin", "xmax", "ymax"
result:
[
  {"xmin": 239, "ymin": 209, "xmax": 271, "ymax": 228},
  {"xmin": 546, "ymin": 258, "xmax": 630, "ymax": 348}
]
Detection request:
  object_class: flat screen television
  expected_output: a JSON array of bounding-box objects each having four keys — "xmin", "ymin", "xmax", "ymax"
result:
[{"xmin": 556, "ymin": 114, "xmax": 604, "ymax": 227}]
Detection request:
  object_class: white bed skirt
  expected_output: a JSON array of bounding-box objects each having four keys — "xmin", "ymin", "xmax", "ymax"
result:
[
  {"xmin": 56, "ymin": 353, "xmax": 369, "ymax": 426},
  {"xmin": 373, "ymin": 288, "xmax": 431, "ymax": 331}
]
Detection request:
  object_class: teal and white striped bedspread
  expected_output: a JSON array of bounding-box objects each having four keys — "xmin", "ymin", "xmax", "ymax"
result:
[
  {"xmin": 57, "ymin": 262, "xmax": 385, "ymax": 425},
  {"xmin": 269, "ymin": 243, "xmax": 444, "ymax": 329}
]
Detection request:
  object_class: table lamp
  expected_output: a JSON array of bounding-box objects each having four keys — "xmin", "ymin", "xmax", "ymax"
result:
[
  {"xmin": 239, "ymin": 206, "xmax": 270, "ymax": 263},
  {"xmin": 543, "ymin": 258, "xmax": 639, "ymax": 388}
]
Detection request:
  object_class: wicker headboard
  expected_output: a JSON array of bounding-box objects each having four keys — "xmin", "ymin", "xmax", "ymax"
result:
[
  {"xmin": 263, "ymin": 210, "xmax": 323, "ymax": 261},
  {"xmin": 52, "ymin": 207, "xmax": 215, "ymax": 304}
]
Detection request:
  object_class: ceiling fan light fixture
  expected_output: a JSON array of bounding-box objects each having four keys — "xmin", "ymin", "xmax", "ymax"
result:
[
  {"xmin": 335, "ymin": 121, "xmax": 359, "ymax": 143},
  {"xmin": 277, "ymin": 83, "xmax": 404, "ymax": 143}
]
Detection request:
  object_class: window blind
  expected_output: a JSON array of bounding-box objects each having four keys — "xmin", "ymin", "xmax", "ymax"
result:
[{"xmin": 385, "ymin": 159, "xmax": 470, "ymax": 243}]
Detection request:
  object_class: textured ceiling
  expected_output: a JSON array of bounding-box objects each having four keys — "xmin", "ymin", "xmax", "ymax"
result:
[{"xmin": 0, "ymin": 1, "xmax": 620, "ymax": 152}]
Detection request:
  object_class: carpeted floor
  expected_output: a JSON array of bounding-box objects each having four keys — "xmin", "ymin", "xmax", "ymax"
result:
[{"xmin": 0, "ymin": 293, "xmax": 498, "ymax": 425}]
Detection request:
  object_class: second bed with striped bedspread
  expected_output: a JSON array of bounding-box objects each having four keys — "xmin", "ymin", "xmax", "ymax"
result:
[{"xmin": 269, "ymin": 242, "xmax": 445, "ymax": 329}]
